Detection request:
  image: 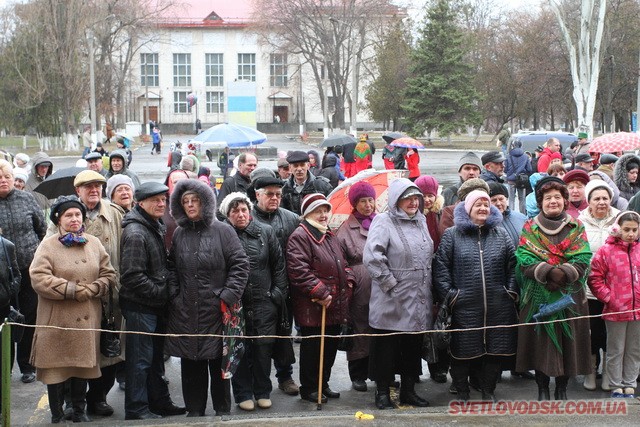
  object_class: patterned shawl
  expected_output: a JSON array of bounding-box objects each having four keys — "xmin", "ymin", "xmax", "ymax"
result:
[
  {"xmin": 354, "ymin": 141, "xmax": 372, "ymax": 160},
  {"xmin": 515, "ymin": 217, "xmax": 592, "ymax": 353}
]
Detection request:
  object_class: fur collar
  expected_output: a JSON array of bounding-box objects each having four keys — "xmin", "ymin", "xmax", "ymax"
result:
[
  {"xmin": 453, "ymin": 201, "xmax": 503, "ymax": 233},
  {"xmin": 170, "ymin": 179, "xmax": 217, "ymax": 227}
]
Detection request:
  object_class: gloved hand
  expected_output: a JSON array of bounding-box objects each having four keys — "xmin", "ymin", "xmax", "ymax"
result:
[
  {"xmin": 546, "ymin": 268, "xmax": 567, "ymax": 292},
  {"xmin": 74, "ymin": 285, "xmax": 90, "ymax": 302}
]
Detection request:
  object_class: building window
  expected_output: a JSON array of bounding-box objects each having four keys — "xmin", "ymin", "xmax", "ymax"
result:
[
  {"xmin": 270, "ymin": 53, "xmax": 288, "ymax": 87},
  {"xmin": 205, "ymin": 53, "xmax": 224, "ymax": 87},
  {"xmin": 173, "ymin": 91, "xmax": 189, "ymax": 113},
  {"xmin": 237, "ymin": 53, "xmax": 256, "ymax": 82},
  {"xmin": 206, "ymin": 91, "xmax": 224, "ymax": 113},
  {"xmin": 140, "ymin": 53, "xmax": 159, "ymax": 87},
  {"xmin": 173, "ymin": 53, "xmax": 191, "ymax": 87}
]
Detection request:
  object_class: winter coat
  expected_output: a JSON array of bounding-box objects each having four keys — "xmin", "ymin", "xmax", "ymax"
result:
[
  {"xmin": 29, "ymin": 233, "xmax": 116, "ymax": 384},
  {"xmin": 252, "ymin": 205, "xmax": 300, "ymax": 252},
  {"xmin": 433, "ymin": 203, "xmax": 518, "ymax": 359},
  {"xmin": 589, "ymin": 235, "xmax": 640, "ymax": 322},
  {"xmin": 281, "ymin": 171, "xmax": 333, "ymax": 215},
  {"xmin": 589, "ymin": 171, "xmax": 628, "ymax": 211},
  {"xmin": 566, "ymin": 199, "xmax": 588, "ymax": 219},
  {"xmin": 614, "ymin": 153, "xmax": 640, "ymax": 201},
  {"xmin": 425, "ymin": 195, "xmax": 444, "ymax": 250},
  {"xmin": 286, "ymin": 221, "xmax": 354, "ymax": 327},
  {"xmin": 479, "ymin": 170, "xmax": 504, "ymax": 184},
  {"xmin": 317, "ymin": 155, "xmax": 340, "ymax": 189},
  {"xmin": 405, "ymin": 150, "xmax": 420, "ymax": 179},
  {"xmin": 536, "ymin": 147, "xmax": 554, "ymax": 173},
  {"xmin": 505, "ymin": 148, "xmax": 532, "ymax": 182},
  {"xmin": 442, "ymin": 180, "xmax": 462, "ymax": 207},
  {"xmin": 579, "ymin": 206, "xmax": 619, "ymax": 300},
  {"xmin": 105, "ymin": 151, "xmax": 140, "ymax": 188},
  {"xmin": 0, "ymin": 189, "xmax": 46, "ymax": 270},
  {"xmin": 364, "ymin": 179, "xmax": 434, "ymax": 332},
  {"xmin": 119, "ymin": 206, "xmax": 171, "ymax": 314},
  {"xmin": 165, "ymin": 179, "xmax": 249, "ymax": 360},
  {"xmin": 230, "ymin": 219, "xmax": 287, "ymax": 343},
  {"xmin": 218, "ymin": 172, "xmax": 251, "ymax": 205},
  {"xmin": 0, "ymin": 237, "xmax": 20, "ymax": 309},
  {"xmin": 500, "ymin": 208, "xmax": 527, "ymax": 247},
  {"xmin": 525, "ymin": 173, "xmax": 545, "ymax": 218},
  {"xmin": 25, "ymin": 152, "xmax": 53, "ymax": 210},
  {"xmin": 336, "ymin": 214, "xmax": 373, "ymax": 361}
]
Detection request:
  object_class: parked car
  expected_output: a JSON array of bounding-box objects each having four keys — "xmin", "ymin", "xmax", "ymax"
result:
[{"xmin": 508, "ymin": 131, "xmax": 578, "ymax": 156}]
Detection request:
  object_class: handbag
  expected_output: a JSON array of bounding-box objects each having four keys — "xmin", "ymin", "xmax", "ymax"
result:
[
  {"xmin": 432, "ymin": 302, "xmax": 452, "ymax": 350},
  {"xmin": 515, "ymin": 172, "xmax": 531, "ymax": 189},
  {"xmin": 336, "ymin": 324, "xmax": 354, "ymax": 352},
  {"xmin": 1, "ymin": 238, "xmax": 23, "ymax": 343},
  {"xmin": 100, "ymin": 285, "xmax": 121, "ymax": 358}
]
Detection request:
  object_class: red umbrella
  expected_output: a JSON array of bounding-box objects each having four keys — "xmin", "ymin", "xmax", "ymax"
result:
[
  {"xmin": 588, "ymin": 132, "xmax": 640, "ymax": 153},
  {"xmin": 327, "ymin": 169, "xmax": 409, "ymax": 229},
  {"xmin": 390, "ymin": 137, "xmax": 424, "ymax": 149}
]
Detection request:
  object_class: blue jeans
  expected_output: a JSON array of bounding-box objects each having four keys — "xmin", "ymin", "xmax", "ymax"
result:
[
  {"xmin": 122, "ymin": 309, "xmax": 171, "ymax": 417},
  {"xmin": 508, "ymin": 182, "xmax": 526, "ymax": 214}
]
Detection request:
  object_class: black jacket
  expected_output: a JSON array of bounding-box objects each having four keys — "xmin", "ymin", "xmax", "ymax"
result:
[
  {"xmin": 433, "ymin": 203, "xmax": 518, "ymax": 359},
  {"xmin": 281, "ymin": 172, "xmax": 333, "ymax": 215},
  {"xmin": 252, "ymin": 205, "xmax": 300, "ymax": 251},
  {"xmin": 119, "ymin": 205, "xmax": 171, "ymax": 314},
  {"xmin": 317, "ymin": 155, "xmax": 340, "ymax": 188},
  {"xmin": 0, "ymin": 237, "xmax": 20, "ymax": 308}
]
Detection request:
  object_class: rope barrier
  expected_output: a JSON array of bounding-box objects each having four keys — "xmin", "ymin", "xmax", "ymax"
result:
[{"xmin": 2, "ymin": 306, "xmax": 638, "ymax": 340}]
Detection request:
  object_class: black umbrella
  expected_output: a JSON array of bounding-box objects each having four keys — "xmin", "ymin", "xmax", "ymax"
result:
[
  {"xmin": 33, "ymin": 167, "xmax": 85, "ymax": 199},
  {"xmin": 382, "ymin": 132, "xmax": 406, "ymax": 144},
  {"xmin": 319, "ymin": 134, "xmax": 357, "ymax": 148}
]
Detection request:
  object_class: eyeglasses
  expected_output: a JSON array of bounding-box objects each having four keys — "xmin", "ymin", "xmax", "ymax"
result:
[{"xmin": 263, "ymin": 191, "xmax": 282, "ymax": 198}]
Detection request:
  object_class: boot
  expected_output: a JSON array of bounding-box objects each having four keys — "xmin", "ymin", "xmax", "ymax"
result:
[
  {"xmin": 583, "ymin": 354, "xmax": 597, "ymax": 390},
  {"xmin": 399, "ymin": 376, "xmax": 429, "ymax": 407},
  {"xmin": 601, "ymin": 352, "xmax": 612, "ymax": 391},
  {"xmin": 69, "ymin": 378, "xmax": 91, "ymax": 423},
  {"xmin": 535, "ymin": 371, "xmax": 550, "ymax": 401},
  {"xmin": 554, "ymin": 376, "xmax": 568, "ymax": 400},
  {"xmin": 47, "ymin": 383, "xmax": 66, "ymax": 424},
  {"xmin": 374, "ymin": 382, "xmax": 394, "ymax": 410}
]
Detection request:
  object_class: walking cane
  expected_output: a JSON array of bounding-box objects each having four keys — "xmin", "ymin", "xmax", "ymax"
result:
[{"xmin": 317, "ymin": 304, "xmax": 327, "ymax": 410}]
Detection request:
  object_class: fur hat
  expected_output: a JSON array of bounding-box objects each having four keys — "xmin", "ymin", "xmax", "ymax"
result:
[
  {"xmin": 415, "ymin": 175, "xmax": 439, "ymax": 196},
  {"xmin": 218, "ymin": 192, "xmax": 252, "ymax": 218},
  {"xmin": 464, "ymin": 190, "xmax": 490, "ymax": 215},
  {"xmin": 457, "ymin": 178, "xmax": 490, "ymax": 201},
  {"xmin": 458, "ymin": 152, "xmax": 482, "ymax": 171},
  {"xmin": 300, "ymin": 193, "xmax": 332, "ymax": 218},
  {"xmin": 106, "ymin": 174, "xmax": 135, "ymax": 200},
  {"xmin": 348, "ymin": 181, "xmax": 376, "ymax": 207},
  {"xmin": 50, "ymin": 195, "xmax": 86, "ymax": 225}
]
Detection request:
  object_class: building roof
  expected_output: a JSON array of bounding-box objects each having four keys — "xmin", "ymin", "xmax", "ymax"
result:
[{"xmin": 158, "ymin": 0, "xmax": 252, "ymax": 28}]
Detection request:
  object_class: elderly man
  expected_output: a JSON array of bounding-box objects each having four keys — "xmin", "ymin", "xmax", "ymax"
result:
[
  {"xmin": 120, "ymin": 182, "xmax": 185, "ymax": 420},
  {"xmin": 537, "ymin": 138, "xmax": 562, "ymax": 173},
  {"xmin": 574, "ymin": 153, "xmax": 595, "ymax": 172},
  {"xmin": 442, "ymin": 152, "xmax": 483, "ymax": 207},
  {"xmin": 479, "ymin": 151, "xmax": 506, "ymax": 184},
  {"xmin": 277, "ymin": 158, "xmax": 291, "ymax": 180},
  {"xmin": 85, "ymin": 152, "xmax": 107, "ymax": 177},
  {"xmin": 281, "ymin": 151, "xmax": 333, "ymax": 215},
  {"xmin": 251, "ymin": 176, "xmax": 301, "ymax": 396},
  {"xmin": 218, "ymin": 152, "xmax": 258, "ymax": 202},
  {"xmin": 105, "ymin": 150, "xmax": 141, "ymax": 188}
]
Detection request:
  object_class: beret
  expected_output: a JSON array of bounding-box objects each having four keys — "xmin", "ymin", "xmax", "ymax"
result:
[
  {"xmin": 74, "ymin": 170, "xmax": 106, "ymax": 187},
  {"xmin": 135, "ymin": 182, "xmax": 169, "ymax": 202},
  {"xmin": 562, "ymin": 169, "xmax": 590, "ymax": 186},
  {"xmin": 286, "ymin": 150, "xmax": 310, "ymax": 164}
]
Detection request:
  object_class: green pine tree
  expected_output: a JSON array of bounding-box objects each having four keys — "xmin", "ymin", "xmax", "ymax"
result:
[{"xmin": 403, "ymin": 0, "xmax": 482, "ymax": 139}]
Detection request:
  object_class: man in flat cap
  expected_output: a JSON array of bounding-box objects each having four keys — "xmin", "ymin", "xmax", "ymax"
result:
[
  {"xmin": 281, "ymin": 151, "xmax": 332, "ymax": 215},
  {"xmin": 442, "ymin": 152, "xmax": 483, "ymax": 207},
  {"xmin": 251, "ymin": 176, "xmax": 301, "ymax": 396},
  {"xmin": 574, "ymin": 153, "xmax": 594, "ymax": 172},
  {"xmin": 85, "ymin": 152, "xmax": 107, "ymax": 177},
  {"xmin": 479, "ymin": 151, "xmax": 506, "ymax": 184},
  {"xmin": 120, "ymin": 182, "xmax": 186, "ymax": 420}
]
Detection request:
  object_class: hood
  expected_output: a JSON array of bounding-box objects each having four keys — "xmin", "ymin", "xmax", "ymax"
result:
[
  {"xmin": 323, "ymin": 154, "xmax": 337, "ymax": 168},
  {"xmin": 509, "ymin": 147, "xmax": 524, "ymax": 157},
  {"xmin": 30, "ymin": 152, "xmax": 53, "ymax": 178},
  {"xmin": 109, "ymin": 149, "xmax": 129, "ymax": 173},
  {"xmin": 387, "ymin": 178, "xmax": 424, "ymax": 218},
  {"xmin": 529, "ymin": 172, "xmax": 545, "ymax": 188},
  {"xmin": 589, "ymin": 170, "xmax": 622, "ymax": 204},
  {"xmin": 170, "ymin": 178, "xmax": 217, "ymax": 227},
  {"xmin": 613, "ymin": 153, "xmax": 640, "ymax": 194},
  {"xmin": 453, "ymin": 201, "xmax": 503, "ymax": 232}
]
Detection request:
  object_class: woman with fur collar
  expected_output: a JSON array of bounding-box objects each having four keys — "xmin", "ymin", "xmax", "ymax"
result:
[{"xmin": 613, "ymin": 153, "xmax": 640, "ymax": 202}]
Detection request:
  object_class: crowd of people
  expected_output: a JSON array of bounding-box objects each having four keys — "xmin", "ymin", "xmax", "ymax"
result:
[{"xmin": 0, "ymin": 132, "xmax": 640, "ymax": 423}]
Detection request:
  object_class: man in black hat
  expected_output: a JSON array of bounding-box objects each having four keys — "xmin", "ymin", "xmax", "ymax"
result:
[
  {"xmin": 251, "ymin": 176, "xmax": 301, "ymax": 396},
  {"xmin": 281, "ymin": 151, "xmax": 332, "ymax": 215},
  {"xmin": 574, "ymin": 153, "xmax": 594, "ymax": 172},
  {"xmin": 479, "ymin": 151, "xmax": 506, "ymax": 184},
  {"xmin": 120, "ymin": 182, "xmax": 186, "ymax": 420}
]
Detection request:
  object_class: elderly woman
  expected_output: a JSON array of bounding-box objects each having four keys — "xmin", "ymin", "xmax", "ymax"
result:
[
  {"xmin": 578, "ymin": 180, "xmax": 619, "ymax": 391},
  {"xmin": 335, "ymin": 182, "xmax": 376, "ymax": 392},
  {"xmin": 563, "ymin": 169, "xmax": 590, "ymax": 218},
  {"xmin": 165, "ymin": 180, "xmax": 249, "ymax": 417},
  {"xmin": 106, "ymin": 175, "xmax": 135, "ymax": 212},
  {"xmin": 364, "ymin": 178, "xmax": 433, "ymax": 409},
  {"xmin": 287, "ymin": 193, "xmax": 354, "ymax": 404},
  {"xmin": 614, "ymin": 154, "xmax": 640, "ymax": 201},
  {"xmin": 29, "ymin": 196, "xmax": 116, "ymax": 423},
  {"xmin": 515, "ymin": 176, "xmax": 592, "ymax": 401},
  {"xmin": 434, "ymin": 190, "xmax": 518, "ymax": 402},
  {"xmin": 218, "ymin": 192, "xmax": 288, "ymax": 411}
]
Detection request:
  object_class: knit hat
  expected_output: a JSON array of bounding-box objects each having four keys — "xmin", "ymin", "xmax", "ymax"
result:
[
  {"xmin": 458, "ymin": 152, "xmax": 482, "ymax": 171},
  {"xmin": 300, "ymin": 193, "xmax": 332, "ymax": 218},
  {"xmin": 457, "ymin": 178, "xmax": 490, "ymax": 201},
  {"xmin": 218, "ymin": 191, "xmax": 253, "ymax": 218},
  {"xmin": 488, "ymin": 182, "xmax": 508, "ymax": 199},
  {"xmin": 12, "ymin": 167, "xmax": 28, "ymax": 183},
  {"xmin": 106, "ymin": 174, "xmax": 135, "ymax": 200},
  {"xmin": 585, "ymin": 179, "xmax": 613, "ymax": 202},
  {"xmin": 562, "ymin": 169, "xmax": 590, "ymax": 186},
  {"xmin": 415, "ymin": 175, "xmax": 439, "ymax": 196},
  {"xmin": 550, "ymin": 152, "xmax": 563, "ymax": 161},
  {"xmin": 348, "ymin": 181, "xmax": 376, "ymax": 207},
  {"xmin": 73, "ymin": 170, "xmax": 106, "ymax": 187},
  {"xmin": 50, "ymin": 195, "xmax": 86, "ymax": 225},
  {"xmin": 464, "ymin": 190, "xmax": 490, "ymax": 215},
  {"xmin": 14, "ymin": 153, "xmax": 29, "ymax": 166}
]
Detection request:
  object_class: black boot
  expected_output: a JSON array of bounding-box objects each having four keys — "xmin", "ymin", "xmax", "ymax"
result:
[
  {"xmin": 399, "ymin": 376, "xmax": 429, "ymax": 407},
  {"xmin": 480, "ymin": 360, "xmax": 501, "ymax": 403},
  {"xmin": 47, "ymin": 383, "xmax": 66, "ymax": 423},
  {"xmin": 554, "ymin": 376, "xmax": 569, "ymax": 400},
  {"xmin": 535, "ymin": 371, "xmax": 550, "ymax": 401},
  {"xmin": 69, "ymin": 378, "xmax": 91, "ymax": 423},
  {"xmin": 374, "ymin": 383, "xmax": 394, "ymax": 409}
]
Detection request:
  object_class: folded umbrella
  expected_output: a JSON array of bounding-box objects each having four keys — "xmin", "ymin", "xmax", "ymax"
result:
[{"xmin": 33, "ymin": 167, "xmax": 86, "ymax": 200}]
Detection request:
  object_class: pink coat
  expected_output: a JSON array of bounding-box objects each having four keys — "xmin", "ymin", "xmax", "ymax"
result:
[{"xmin": 588, "ymin": 235, "xmax": 640, "ymax": 322}]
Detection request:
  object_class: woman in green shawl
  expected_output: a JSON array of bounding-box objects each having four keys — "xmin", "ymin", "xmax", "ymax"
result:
[{"xmin": 515, "ymin": 176, "xmax": 592, "ymax": 401}]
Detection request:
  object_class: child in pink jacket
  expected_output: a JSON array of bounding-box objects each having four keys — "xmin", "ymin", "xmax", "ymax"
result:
[{"xmin": 589, "ymin": 210, "xmax": 640, "ymax": 398}]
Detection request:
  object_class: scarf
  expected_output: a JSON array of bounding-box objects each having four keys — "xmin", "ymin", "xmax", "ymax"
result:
[
  {"xmin": 515, "ymin": 216, "xmax": 591, "ymax": 353},
  {"xmin": 354, "ymin": 142, "xmax": 372, "ymax": 160},
  {"xmin": 58, "ymin": 225, "xmax": 88, "ymax": 247},
  {"xmin": 353, "ymin": 211, "xmax": 376, "ymax": 230},
  {"xmin": 306, "ymin": 218, "xmax": 328, "ymax": 234}
]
